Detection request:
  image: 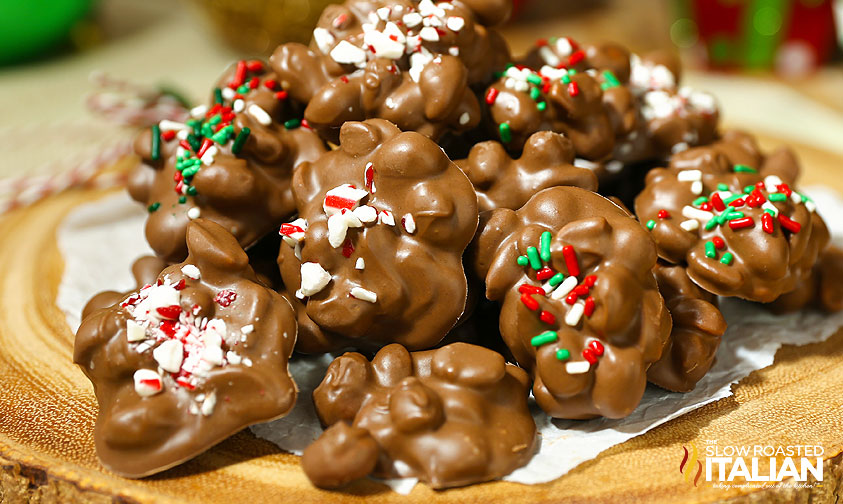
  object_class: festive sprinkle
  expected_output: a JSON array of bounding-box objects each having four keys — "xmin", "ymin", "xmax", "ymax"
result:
[
  {"xmin": 712, "ymin": 237, "xmax": 725, "ymax": 249},
  {"xmin": 677, "ymin": 169, "xmax": 702, "ymax": 182},
  {"xmin": 519, "ymin": 284, "xmax": 545, "ymax": 295},
  {"xmin": 550, "ymin": 274, "xmax": 578, "ymax": 301},
  {"xmin": 693, "ymin": 196, "xmax": 709, "ymax": 206},
  {"xmin": 768, "ymin": 193, "xmax": 787, "ymax": 202},
  {"xmin": 148, "ymin": 202, "xmax": 160, "ymax": 212},
  {"xmin": 521, "ymin": 293, "xmax": 539, "ymax": 311},
  {"xmin": 537, "ymin": 267, "xmax": 554, "ymax": 281},
  {"xmin": 350, "ymin": 287, "xmax": 378, "ymax": 303},
  {"xmin": 705, "ymin": 241, "xmax": 716, "ymax": 258},
  {"xmin": 527, "ymin": 246, "xmax": 542, "ymax": 270},
  {"xmin": 646, "ymin": 219, "xmax": 656, "ymax": 230},
  {"xmin": 151, "ymin": 124, "xmax": 161, "ymax": 161},
  {"xmin": 680, "ymin": 219, "xmax": 699, "ymax": 232},
  {"xmin": 778, "ymin": 214, "xmax": 801, "ymax": 233},
  {"xmin": 565, "ymin": 302, "xmax": 585, "ymax": 326},
  {"xmin": 231, "ymin": 127, "xmax": 251, "ymax": 154},
  {"xmin": 720, "ymin": 252, "xmax": 734, "ymax": 265},
  {"xmin": 728, "ymin": 217, "xmax": 754, "ymax": 230},
  {"xmin": 539, "ymin": 310, "xmax": 556, "ymax": 325},
  {"xmin": 601, "ymin": 70, "xmax": 620, "ymax": 89},
  {"xmin": 485, "ymin": 87, "xmax": 499, "ymax": 104},
  {"xmin": 531, "ymin": 331, "xmax": 557, "ymax": 347},
  {"xmin": 549, "ymin": 273, "xmax": 566, "ymax": 287},
  {"xmin": 178, "ymin": 195, "xmax": 187, "ymax": 204},
  {"xmin": 517, "ymin": 255, "xmax": 529, "ymax": 266},
  {"xmin": 733, "ymin": 164, "xmax": 757, "ymax": 173},
  {"xmin": 717, "ymin": 183, "xmax": 728, "ymax": 191},
  {"xmin": 213, "ymin": 87, "xmax": 223, "ymax": 104},
  {"xmin": 567, "ymin": 81, "xmax": 579, "ymax": 97},
  {"xmin": 537, "ymin": 101, "xmax": 547, "ymax": 111},
  {"xmin": 762, "ymin": 212, "xmax": 774, "ymax": 234},
  {"xmin": 562, "ymin": 245, "xmax": 579, "ymax": 277},
  {"xmin": 556, "ymin": 348, "xmax": 571, "ymax": 361},
  {"xmin": 658, "ymin": 209, "xmax": 670, "ymax": 219},
  {"xmin": 566, "ymin": 360, "xmax": 590, "ymax": 374},
  {"xmin": 583, "ymin": 296, "xmax": 595, "ymax": 317},
  {"xmin": 284, "ymin": 118, "xmax": 301, "ymax": 129},
  {"xmin": 539, "ymin": 231, "xmax": 552, "ymax": 261},
  {"xmin": 710, "ymin": 192, "xmax": 726, "ymax": 211},
  {"xmin": 499, "ymin": 122, "xmax": 512, "ymax": 143}
]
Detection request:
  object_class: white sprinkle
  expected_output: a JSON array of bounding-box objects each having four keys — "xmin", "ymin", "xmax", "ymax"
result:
[
  {"xmin": 201, "ymin": 391, "xmax": 217, "ymax": 416},
  {"xmin": 133, "ymin": 369, "xmax": 163, "ymax": 397},
  {"xmin": 241, "ymin": 324, "xmax": 254, "ymax": 334},
  {"xmin": 243, "ymin": 357, "xmax": 253, "ymax": 367},
  {"xmin": 378, "ymin": 210, "xmax": 395, "ymax": 226},
  {"xmin": 159, "ymin": 120, "xmax": 190, "ymax": 132},
  {"xmin": 153, "ymin": 339, "xmax": 184, "ymax": 373},
  {"xmin": 403, "ymin": 12, "xmax": 423, "ymax": 27},
  {"xmin": 355, "ymin": 258, "xmax": 365, "ymax": 270},
  {"xmin": 313, "ymin": 27, "xmax": 335, "ymax": 54},
  {"xmin": 446, "ymin": 16, "xmax": 464, "ymax": 31},
  {"xmin": 606, "ymin": 160, "xmax": 624, "ymax": 173},
  {"xmin": 189, "ymin": 402, "xmax": 199, "ymax": 415},
  {"xmin": 402, "ymin": 213, "xmax": 416, "ymax": 233},
  {"xmin": 677, "ymin": 169, "xmax": 702, "ymax": 182},
  {"xmin": 350, "ymin": 286, "xmax": 378, "ymax": 303},
  {"xmin": 176, "ymin": 130, "xmax": 189, "ymax": 141},
  {"xmin": 299, "ymin": 262, "xmax": 331, "ymax": 296},
  {"xmin": 221, "ymin": 87, "xmax": 236, "ymax": 100},
  {"xmin": 555, "ymin": 37, "xmax": 573, "ymax": 56},
  {"xmin": 377, "ymin": 6, "xmax": 391, "ymax": 19},
  {"xmin": 247, "ymin": 103, "xmax": 272, "ymax": 126},
  {"xmin": 181, "ymin": 264, "xmax": 201, "ymax": 279},
  {"xmin": 419, "ymin": 26, "xmax": 439, "ymax": 42},
  {"xmin": 805, "ymin": 200, "xmax": 816, "ymax": 213},
  {"xmin": 691, "ymin": 180, "xmax": 703, "ymax": 195},
  {"xmin": 226, "ymin": 351, "xmax": 242, "ymax": 365},
  {"xmin": 200, "ymin": 146, "xmax": 218, "ymax": 166},
  {"xmin": 791, "ymin": 192, "xmax": 802, "ymax": 204},
  {"xmin": 459, "ymin": 112, "xmax": 470, "ymax": 125},
  {"xmin": 550, "ymin": 276, "xmax": 579, "ymax": 301},
  {"xmin": 330, "ymin": 40, "xmax": 367, "ymax": 65},
  {"xmin": 353, "ymin": 205, "xmax": 377, "ymax": 223},
  {"xmin": 233, "ymin": 99, "xmax": 245, "ymax": 113},
  {"xmin": 190, "ymin": 105, "xmax": 208, "ymax": 119},
  {"xmin": 764, "ymin": 175, "xmax": 784, "ymax": 193},
  {"xmin": 126, "ymin": 319, "xmax": 147, "ymax": 342},
  {"xmin": 565, "ymin": 360, "xmax": 591, "ymax": 374},
  {"xmin": 671, "ymin": 142, "xmax": 689, "ymax": 154},
  {"xmin": 574, "ymin": 158, "xmax": 600, "ymax": 170},
  {"xmin": 680, "ymin": 219, "xmax": 700, "ymax": 232},
  {"xmin": 539, "ymin": 46, "xmax": 561, "ymax": 67},
  {"xmin": 448, "ymin": 46, "xmax": 459, "ymax": 56},
  {"xmin": 682, "ymin": 205, "xmax": 714, "ymax": 223},
  {"xmin": 762, "ymin": 201, "xmax": 780, "ymax": 216},
  {"xmin": 565, "ymin": 302, "xmax": 585, "ymax": 326}
]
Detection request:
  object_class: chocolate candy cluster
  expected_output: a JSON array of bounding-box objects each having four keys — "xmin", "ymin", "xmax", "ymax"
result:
[{"xmin": 75, "ymin": 0, "xmax": 843, "ymax": 491}]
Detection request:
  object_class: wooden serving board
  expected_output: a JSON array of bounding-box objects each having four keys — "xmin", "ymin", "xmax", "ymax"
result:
[{"xmin": 2, "ymin": 141, "xmax": 843, "ymax": 504}]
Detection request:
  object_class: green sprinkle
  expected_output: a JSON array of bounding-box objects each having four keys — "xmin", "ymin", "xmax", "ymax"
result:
[
  {"xmin": 646, "ymin": 219, "xmax": 656, "ymax": 230},
  {"xmin": 211, "ymin": 125, "xmax": 234, "ymax": 144},
  {"xmin": 499, "ymin": 122, "xmax": 512, "ymax": 143},
  {"xmin": 705, "ymin": 241, "xmax": 716, "ymax": 258},
  {"xmin": 284, "ymin": 118, "xmax": 301, "ymax": 129},
  {"xmin": 231, "ymin": 127, "xmax": 251, "ymax": 154},
  {"xmin": 717, "ymin": 183, "xmax": 729, "ymax": 191},
  {"xmin": 201, "ymin": 123, "xmax": 214, "ymax": 139},
  {"xmin": 723, "ymin": 194, "xmax": 742, "ymax": 205},
  {"xmin": 527, "ymin": 246, "xmax": 542, "ymax": 270},
  {"xmin": 530, "ymin": 87, "xmax": 541, "ymax": 100},
  {"xmin": 720, "ymin": 252, "xmax": 734, "ymax": 265},
  {"xmin": 724, "ymin": 211, "xmax": 744, "ymax": 220},
  {"xmin": 208, "ymin": 114, "xmax": 222, "ymax": 127},
  {"xmin": 237, "ymin": 84, "xmax": 250, "ymax": 94},
  {"xmin": 733, "ymin": 164, "xmax": 757, "ymax": 173},
  {"xmin": 505, "ymin": 63, "xmax": 514, "ymax": 70},
  {"xmin": 182, "ymin": 165, "xmax": 200, "ymax": 178},
  {"xmin": 187, "ymin": 133, "xmax": 201, "ymax": 152},
  {"xmin": 800, "ymin": 193, "xmax": 813, "ymax": 203},
  {"xmin": 178, "ymin": 195, "xmax": 187, "ymax": 204},
  {"xmin": 517, "ymin": 255, "xmax": 529, "ymax": 267},
  {"xmin": 744, "ymin": 184, "xmax": 756, "ymax": 194},
  {"xmin": 764, "ymin": 208, "xmax": 777, "ymax": 216},
  {"xmin": 769, "ymin": 193, "xmax": 787, "ymax": 202},
  {"xmin": 539, "ymin": 231, "xmax": 552, "ymax": 261},
  {"xmin": 556, "ymin": 348, "xmax": 571, "ymax": 361},
  {"xmin": 705, "ymin": 217, "xmax": 720, "ymax": 231},
  {"xmin": 213, "ymin": 87, "xmax": 223, "ymax": 104},
  {"xmin": 549, "ymin": 273, "xmax": 565, "ymax": 287},
  {"xmin": 530, "ymin": 331, "xmax": 557, "ymax": 347},
  {"xmin": 147, "ymin": 202, "xmax": 160, "ymax": 213},
  {"xmin": 692, "ymin": 196, "xmax": 709, "ymax": 206},
  {"xmin": 601, "ymin": 70, "xmax": 620, "ymax": 89},
  {"xmin": 568, "ymin": 69, "xmax": 577, "ymax": 75},
  {"xmin": 186, "ymin": 186, "xmax": 198, "ymax": 196},
  {"xmin": 561, "ymin": 73, "xmax": 571, "ymax": 84},
  {"xmin": 493, "ymin": 71, "xmax": 504, "ymax": 79},
  {"xmin": 526, "ymin": 74, "xmax": 543, "ymax": 86},
  {"xmin": 187, "ymin": 119, "xmax": 201, "ymax": 137},
  {"xmin": 151, "ymin": 124, "xmax": 161, "ymax": 161},
  {"xmin": 537, "ymin": 101, "xmax": 547, "ymax": 111}
]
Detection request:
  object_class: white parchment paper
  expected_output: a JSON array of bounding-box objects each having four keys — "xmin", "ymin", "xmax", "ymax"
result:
[{"xmin": 57, "ymin": 186, "xmax": 843, "ymax": 494}]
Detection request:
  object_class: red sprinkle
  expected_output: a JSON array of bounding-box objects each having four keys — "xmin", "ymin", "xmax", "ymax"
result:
[
  {"xmin": 233, "ymin": 60, "xmax": 247, "ymax": 87},
  {"xmin": 340, "ymin": 75, "xmax": 349, "ymax": 83},
  {"xmin": 179, "ymin": 139, "xmax": 192, "ymax": 152},
  {"xmin": 542, "ymin": 82, "xmax": 551, "ymax": 94},
  {"xmin": 197, "ymin": 138, "xmax": 213, "ymax": 158},
  {"xmin": 279, "ymin": 223, "xmax": 304, "ymax": 236},
  {"xmin": 728, "ymin": 217, "xmax": 755, "ymax": 230},
  {"xmin": 565, "ymin": 292, "xmax": 578, "ymax": 305},
  {"xmin": 712, "ymin": 236, "xmax": 725, "ymax": 249},
  {"xmin": 161, "ymin": 130, "xmax": 176, "ymax": 141},
  {"xmin": 246, "ymin": 60, "xmax": 264, "ymax": 72},
  {"xmin": 214, "ymin": 289, "xmax": 238, "ymax": 307},
  {"xmin": 139, "ymin": 378, "xmax": 162, "ymax": 390},
  {"xmin": 751, "ymin": 188, "xmax": 766, "ymax": 203},
  {"xmin": 762, "ymin": 212, "xmax": 774, "ymax": 234},
  {"xmin": 174, "ymin": 181, "xmax": 184, "ymax": 195},
  {"xmin": 746, "ymin": 195, "xmax": 760, "ymax": 208},
  {"xmin": 175, "ymin": 377, "xmax": 195, "ymax": 390},
  {"xmin": 536, "ymin": 267, "xmax": 554, "ymax": 281},
  {"xmin": 274, "ymin": 90, "xmax": 288, "ymax": 101},
  {"xmin": 584, "ymin": 296, "xmax": 595, "ymax": 317},
  {"xmin": 568, "ymin": 50, "xmax": 585, "ymax": 66},
  {"xmin": 778, "ymin": 214, "xmax": 801, "ymax": 233},
  {"xmin": 728, "ymin": 198, "xmax": 745, "ymax": 208},
  {"xmin": 365, "ymin": 164, "xmax": 375, "ymax": 192},
  {"xmin": 248, "ymin": 76, "xmax": 260, "ymax": 89},
  {"xmin": 156, "ymin": 305, "xmax": 181, "ymax": 319},
  {"xmin": 657, "ymin": 209, "xmax": 670, "ymax": 219},
  {"xmin": 520, "ymin": 293, "xmax": 539, "ymax": 311},
  {"xmin": 174, "ymin": 171, "xmax": 183, "ymax": 182},
  {"xmin": 485, "ymin": 87, "xmax": 499, "ymax": 105},
  {"xmin": 574, "ymin": 285, "xmax": 590, "ymax": 296},
  {"xmin": 710, "ymin": 192, "xmax": 726, "ymax": 211},
  {"xmin": 341, "ymin": 238, "xmax": 355, "ymax": 258},
  {"xmin": 264, "ymin": 79, "xmax": 278, "ymax": 90},
  {"xmin": 582, "ymin": 348, "xmax": 598, "ymax": 364},
  {"xmin": 539, "ymin": 310, "xmax": 556, "ymax": 325},
  {"xmin": 776, "ymin": 184, "xmax": 792, "ymax": 197},
  {"xmin": 324, "ymin": 195, "xmax": 357, "ymax": 210},
  {"xmin": 518, "ymin": 284, "xmax": 545, "ymax": 295},
  {"xmin": 562, "ymin": 245, "xmax": 579, "ymax": 277},
  {"xmin": 174, "ymin": 278, "xmax": 186, "ymax": 290},
  {"xmin": 535, "ymin": 38, "xmax": 548, "ymax": 47},
  {"xmin": 589, "ymin": 339, "xmax": 604, "ymax": 356},
  {"xmin": 567, "ymin": 81, "xmax": 579, "ymax": 97},
  {"xmin": 699, "ymin": 202, "xmax": 713, "ymax": 211},
  {"xmin": 333, "ymin": 13, "xmax": 348, "ymax": 28},
  {"xmin": 584, "ymin": 275, "xmax": 597, "ymax": 287}
]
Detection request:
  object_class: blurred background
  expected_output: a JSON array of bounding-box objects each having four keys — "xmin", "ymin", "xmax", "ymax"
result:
[{"xmin": 0, "ymin": 0, "xmax": 841, "ymax": 183}]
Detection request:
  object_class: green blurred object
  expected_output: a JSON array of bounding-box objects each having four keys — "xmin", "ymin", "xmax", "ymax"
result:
[{"xmin": 0, "ymin": 0, "xmax": 93, "ymax": 65}]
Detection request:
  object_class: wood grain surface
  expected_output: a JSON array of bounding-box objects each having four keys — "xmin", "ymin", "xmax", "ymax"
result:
[{"xmin": 2, "ymin": 140, "xmax": 843, "ymax": 503}]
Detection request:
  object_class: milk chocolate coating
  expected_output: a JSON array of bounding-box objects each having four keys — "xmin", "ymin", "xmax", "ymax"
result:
[
  {"xmin": 269, "ymin": 0, "xmax": 509, "ymax": 143},
  {"xmin": 768, "ymin": 245, "xmax": 843, "ymax": 313},
  {"xmin": 277, "ymin": 119, "xmax": 479, "ymax": 353},
  {"xmin": 129, "ymin": 60, "xmax": 327, "ymax": 262},
  {"xmin": 634, "ymin": 131, "xmax": 830, "ymax": 302},
  {"xmin": 81, "ymin": 255, "xmax": 168, "ymax": 320},
  {"xmin": 74, "ymin": 219, "xmax": 298, "ymax": 477},
  {"xmin": 647, "ymin": 263, "xmax": 726, "ymax": 392},
  {"xmin": 308, "ymin": 343, "xmax": 536, "ymax": 488},
  {"xmin": 472, "ymin": 186, "xmax": 671, "ymax": 419},
  {"xmin": 456, "ymin": 131, "xmax": 598, "ymax": 212}
]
